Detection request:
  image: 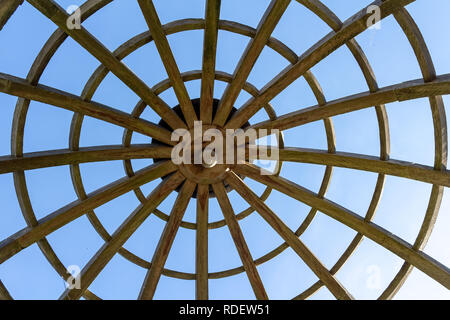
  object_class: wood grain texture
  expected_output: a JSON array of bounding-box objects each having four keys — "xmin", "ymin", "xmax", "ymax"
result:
[
  {"xmin": 139, "ymin": 180, "xmax": 197, "ymax": 300},
  {"xmin": 0, "ymin": 145, "xmax": 172, "ymax": 174},
  {"xmin": 212, "ymin": 182, "xmax": 268, "ymax": 300},
  {"xmin": 200, "ymin": 0, "xmax": 221, "ymax": 124},
  {"xmin": 196, "ymin": 184, "xmax": 209, "ymax": 300},
  {"xmin": 251, "ymin": 146, "xmax": 450, "ymax": 187}
]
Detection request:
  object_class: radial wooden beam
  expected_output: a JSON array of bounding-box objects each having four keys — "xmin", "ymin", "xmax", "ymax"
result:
[
  {"xmin": 138, "ymin": 0, "xmax": 197, "ymax": 127},
  {"xmin": 0, "ymin": 161, "xmax": 177, "ymax": 264},
  {"xmin": 225, "ymin": 171, "xmax": 353, "ymax": 300},
  {"xmin": 60, "ymin": 172, "xmax": 185, "ymax": 300},
  {"xmin": 26, "ymin": 0, "xmax": 186, "ymax": 130},
  {"xmin": 139, "ymin": 180, "xmax": 197, "ymax": 300},
  {"xmin": 212, "ymin": 182, "xmax": 268, "ymax": 300},
  {"xmin": 200, "ymin": 0, "xmax": 221, "ymax": 124},
  {"xmin": 196, "ymin": 184, "xmax": 209, "ymax": 300},
  {"xmin": 0, "ymin": 145, "xmax": 173, "ymax": 174},
  {"xmin": 226, "ymin": 0, "xmax": 416, "ymax": 129},
  {"xmin": 0, "ymin": 72, "xmax": 174, "ymax": 145},
  {"xmin": 233, "ymin": 163, "xmax": 450, "ymax": 289},
  {"xmin": 213, "ymin": 0, "xmax": 291, "ymax": 126},
  {"xmin": 250, "ymin": 73, "xmax": 450, "ymax": 133},
  {"xmin": 251, "ymin": 146, "xmax": 450, "ymax": 187},
  {"xmin": 0, "ymin": 0, "xmax": 23, "ymax": 30}
]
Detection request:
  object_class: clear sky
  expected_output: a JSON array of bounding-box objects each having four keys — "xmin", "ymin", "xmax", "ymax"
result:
[{"xmin": 0, "ymin": 0, "xmax": 449, "ymax": 300}]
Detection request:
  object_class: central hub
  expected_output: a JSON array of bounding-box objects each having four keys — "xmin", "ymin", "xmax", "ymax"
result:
[{"xmin": 151, "ymin": 98, "xmax": 249, "ymax": 198}]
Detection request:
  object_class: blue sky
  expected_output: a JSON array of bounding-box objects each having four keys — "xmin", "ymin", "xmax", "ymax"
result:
[{"xmin": 0, "ymin": 0, "xmax": 449, "ymax": 299}]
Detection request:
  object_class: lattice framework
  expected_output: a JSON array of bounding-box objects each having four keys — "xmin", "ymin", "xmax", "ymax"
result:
[{"xmin": 0, "ymin": 0, "xmax": 449, "ymax": 300}]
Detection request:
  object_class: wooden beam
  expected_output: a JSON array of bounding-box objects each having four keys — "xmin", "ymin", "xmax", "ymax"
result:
[
  {"xmin": 212, "ymin": 182, "xmax": 268, "ymax": 300},
  {"xmin": 0, "ymin": 280, "xmax": 12, "ymax": 300},
  {"xmin": 139, "ymin": 180, "xmax": 197, "ymax": 300},
  {"xmin": 250, "ymin": 73, "xmax": 450, "ymax": 132},
  {"xmin": 0, "ymin": 72, "xmax": 174, "ymax": 145},
  {"xmin": 196, "ymin": 184, "xmax": 209, "ymax": 300},
  {"xmin": 138, "ymin": 0, "xmax": 197, "ymax": 127},
  {"xmin": 26, "ymin": 0, "xmax": 186, "ymax": 130},
  {"xmin": 225, "ymin": 171, "xmax": 353, "ymax": 300},
  {"xmin": 0, "ymin": 145, "xmax": 172, "ymax": 174},
  {"xmin": 0, "ymin": 0, "xmax": 23, "ymax": 30},
  {"xmin": 60, "ymin": 172, "xmax": 185, "ymax": 300},
  {"xmin": 233, "ymin": 163, "xmax": 450, "ymax": 290},
  {"xmin": 251, "ymin": 146, "xmax": 450, "ymax": 187},
  {"xmin": 226, "ymin": 0, "xmax": 416, "ymax": 129},
  {"xmin": 213, "ymin": 0, "xmax": 291, "ymax": 126},
  {"xmin": 0, "ymin": 161, "xmax": 177, "ymax": 263},
  {"xmin": 200, "ymin": 0, "xmax": 221, "ymax": 124}
]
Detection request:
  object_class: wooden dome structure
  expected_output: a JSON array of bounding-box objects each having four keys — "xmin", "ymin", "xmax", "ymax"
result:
[{"xmin": 0, "ymin": 0, "xmax": 449, "ymax": 300}]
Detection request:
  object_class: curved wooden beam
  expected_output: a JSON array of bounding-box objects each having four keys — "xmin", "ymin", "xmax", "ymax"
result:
[
  {"xmin": 138, "ymin": 0, "xmax": 197, "ymax": 127},
  {"xmin": 250, "ymin": 73, "xmax": 450, "ymax": 132},
  {"xmin": 60, "ymin": 172, "xmax": 185, "ymax": 300},
  {"xmin": 226, "ymin": 171, "xmax": 353, "ymax": 300},
  {"xmin": 0, "ymin": 161, "xmax": 177, "ymax": 263},
  {"xmin": 26, "ymin": 0, "xmax": 186, "ymax": 130},
  {"xmin": 213, "ymin": 0, "xmax": 291, "ymax": 126},
  {"xmin": 0, "ymin": 145, "xmax": 172, "ymax": 174},
  {"xmin": 233, "ymin": 163, "xmax": 450, "ymax": 290},
  {"xmin": 226, "ymin": 0, "xmax": 416, "ymax": 129},
  {"xmin": 196, "ymin": 184, "xmax": 209, "ymax": 299},
  {"xmin": 212, "ymin": 182, "xmax": 268, "ymax": 300},
  {"xmin": 0, "ymin": 0, "xmax": 23, "ymax": 30},
  {"xmin": 251, "ymin": 146, "xmax": 450, "ymax": 187},
  {"xmin": 0, "ymin": 72, "xmax": 174, "ymax": 145},
  {"xmin": 200, "ymin": 0, "xmax": 221, "ymax": 124},
  {"xmin": 139, "ymin": 180, "xmax": 197, "ymax": 300},
  {"xmin": 380, "ymin": 6, "xmax": 448, "ymax": 300}
]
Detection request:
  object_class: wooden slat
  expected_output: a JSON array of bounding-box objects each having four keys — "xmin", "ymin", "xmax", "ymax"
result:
[
  {"xmin": 196, "ymin": 184, "xmax": 209, "ymax": 300},
  {"xmin": 212, "ymin": 182, "xmax": 268, "ymax": 300},
  {"xmin": 251, "ymin": 146, "xmax": 450, "ymax": 187},
  {"xmin": 213, "ymin": 0, "xmax": 291, "ymax": 126},
  {"xmin": 0, "ymin": 161, "xmax": 177, "ymax": 263},
  {"xmin": 26, "ymin": 0, "xmax": 186, "ymax": 130},
  {"xmin": 226, "ymin": 0, "xmax": 416, "ymax": 129},
  {"xmin": 233, "ymin": 163, "xmax": 450, "ymax": 290},
  {"xmin": 225, "ymin": 172, "xmax": 353, "ymax": 300},
  {"xmin": 60, "ymin": 172, "xmax": 186, "ymax": 300},
  {"xmin": 0, "ymin": 72, "xmax": 174, "ymax": 145},
  {"xmin": 0, "ymin": 144, "xmax": 172, "ymax": 174},
  {"xmin": 138, "ymin": 0, "xmax": 197, "ymax": 127},
  {"xmin": 200, "ymin": 0, "xmax": 221, "ymax": 124},
  {"xmin": 139, "ymin": 180, "xmax": 197, "ymax": 300},
  {"xmin": 250, "ymin": 73, "xmax": 450, "ymax": 133}
]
